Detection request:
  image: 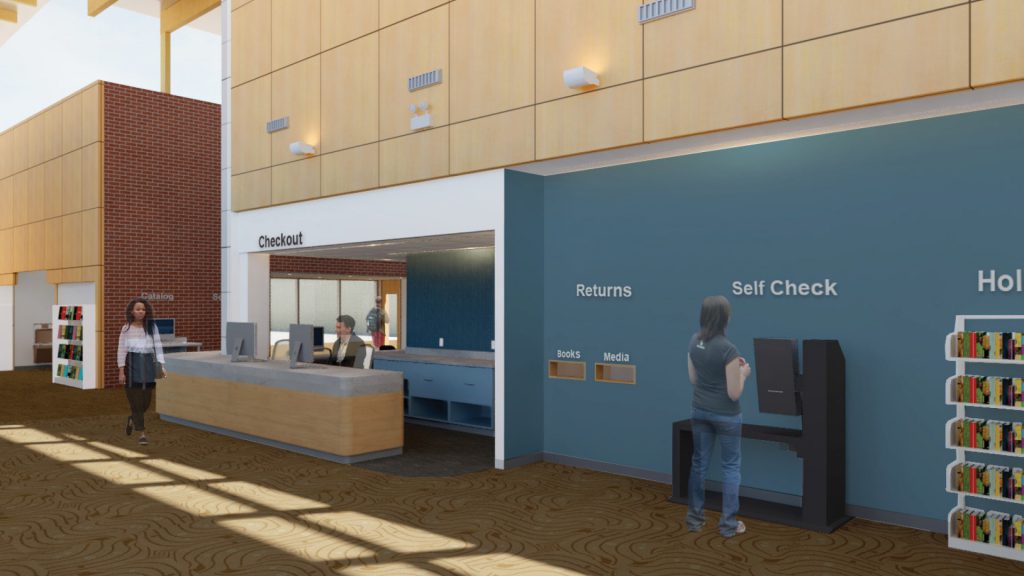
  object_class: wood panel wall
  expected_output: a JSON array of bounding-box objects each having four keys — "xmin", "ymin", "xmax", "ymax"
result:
[
  {"xmin": 0, "ymin": 81, "xmax": 106, "ymax": 388},
  {"xmin": 228, "ymin": 0, "xmax": 1023, "ymax": 211},
  {"xmin": 0, "ymin": 82, "xmax": 104, "ymax": 301}
]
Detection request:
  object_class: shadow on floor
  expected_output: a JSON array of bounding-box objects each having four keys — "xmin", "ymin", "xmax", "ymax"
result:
[{"xmin": 353, "ymin": 422, "xmax": 493, "ymax": 477}]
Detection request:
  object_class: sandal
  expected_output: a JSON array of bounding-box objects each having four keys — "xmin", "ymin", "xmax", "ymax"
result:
[{"xmin": 125, "ymin": 417, "xmax": 134, "ymax": 436}]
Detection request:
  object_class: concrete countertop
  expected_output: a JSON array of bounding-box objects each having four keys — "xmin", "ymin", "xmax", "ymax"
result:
[
  {"xmin": 373, "ymin": 350, "xmax": 495, "ymax": 368},
  {"xmin": 164, "ymin": 351, "xmax": 402, "ymax": 397}
]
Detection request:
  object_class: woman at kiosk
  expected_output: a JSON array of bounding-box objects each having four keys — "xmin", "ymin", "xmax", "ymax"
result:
[{"xmin": 686, "ymin": 295, "xmax": 750, "ymax": 537}]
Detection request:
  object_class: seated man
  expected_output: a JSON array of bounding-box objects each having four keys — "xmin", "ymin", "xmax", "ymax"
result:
[{"xmin": 330, "ymin": 314, "xmax": 367, "ymax": 368}]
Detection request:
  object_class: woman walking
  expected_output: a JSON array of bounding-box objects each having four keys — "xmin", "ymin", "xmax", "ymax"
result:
[
  {"xmin": 117, "ymin": 298, "xmax": 165, "ymax": 446},
  {"xmin": 686, "ymin": 295, "xmax": 750, "ymax": 537}
]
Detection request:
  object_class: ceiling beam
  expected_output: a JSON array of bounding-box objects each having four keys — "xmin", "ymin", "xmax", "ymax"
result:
[
  {"xmin": 12, "ymin": 0, "xmax": 37, "ymax": 6},
  {"xmin": 87, "ymin": 0, "xmax": 119, "ymax": 17},
  {"xmin": 0, "ymin": 4, "xmax": 16, "ymax": 23},
  {"xmin": 161, "ymin": 0, "xmax": 219, "ymax": 33}
]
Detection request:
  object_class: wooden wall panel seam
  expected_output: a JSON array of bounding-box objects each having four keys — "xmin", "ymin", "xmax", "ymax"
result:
[{"xmin": 781, "ymin": 1, "xmax": 971, "ymax": 47}]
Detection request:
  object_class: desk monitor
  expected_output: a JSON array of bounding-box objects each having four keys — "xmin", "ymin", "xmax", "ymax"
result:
[
  {"xmin": 154, "ymin": 318, "xmax": 175, "ymax": 340},
  {"xmin": 313, "ymin": 326, "xmax": 325, "ymax": 350},
  {"xmin": 289, "ymin": 323, "xmax": 315, "ymax": 367},
  {"xmin": 753, "ymin": 338, "xmax": 802, "ymax": 416},
  {"xmin": 226, "ymin": 322, "xmax": 256, "ymax": 362}
]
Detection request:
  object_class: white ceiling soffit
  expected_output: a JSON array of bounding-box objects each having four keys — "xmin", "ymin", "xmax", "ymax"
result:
[
  {"xmin": 0, "ymin": 0, "xmax": 220, "ymax": 48},
  {"xmin": 513, "ymin": 81, "xmax": 1024, "ymax": 177},
  {"xmin": 264, "ymin": 231, "xmax": 496, "ymax": 262}
]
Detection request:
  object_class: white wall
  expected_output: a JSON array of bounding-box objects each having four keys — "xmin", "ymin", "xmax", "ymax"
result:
[
  {"xmin": 56, "ymin": 282, "xmax": 96, "ymax": 306},
  {"xmin": 0, "ymin": 286, "xmax": 13, "ymax": 371},
  {"xmin": 13, "ymin": 272, "xmax": 53, "ymax": 367}
]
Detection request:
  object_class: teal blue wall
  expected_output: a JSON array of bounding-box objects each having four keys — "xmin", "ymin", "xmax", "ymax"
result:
[
  {"xmin": 504, "ymin": 172, "xmax": 546, "ymax": 458},
  {"xmin": 407, "ymin": 249, "xmax": 494, "ymax": 351},
  {"xmin": 504, "ymin": 104, "xmax": 1024, "ymax": 520}
]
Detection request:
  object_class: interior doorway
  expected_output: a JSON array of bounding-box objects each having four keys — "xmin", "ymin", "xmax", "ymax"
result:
[{"xmin": 379, "ymin": 278, "xmax": 402, "ymax": 349}]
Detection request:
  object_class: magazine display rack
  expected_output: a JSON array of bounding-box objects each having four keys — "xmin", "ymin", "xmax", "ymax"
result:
[
  {"xmin": 52, "ymin": 305, "xmax": 96, "ymax": 390},
  {"xmin": 945, "ymin": 315, "xmax": 1024, "ymax": 561}
]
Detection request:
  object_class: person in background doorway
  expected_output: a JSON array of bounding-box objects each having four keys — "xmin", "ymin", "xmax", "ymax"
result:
[
  {"xmin": 366, "ymin": 297, "xmax": 389, "ymax": 349},
  {"xmin": 117, "ymin": 298, "xmax": 165, "ymax": 446},
  {"xmin": 686, "ymin": 295, "xmax": 750, "ymax": 537},
  {"xmin": 331, "ymin": 314, "xmax": 367, "ymax": 368}
]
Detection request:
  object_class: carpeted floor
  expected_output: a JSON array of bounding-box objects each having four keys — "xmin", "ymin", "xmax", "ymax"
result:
[{"xmin": 0, "ymin": 370, "xmax": 1016, "ymax": 575}]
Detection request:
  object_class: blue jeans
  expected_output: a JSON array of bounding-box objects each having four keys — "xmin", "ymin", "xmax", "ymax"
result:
[{"xmin": 686, "ymin": 407, "xmax": 742, "ymax": 536}]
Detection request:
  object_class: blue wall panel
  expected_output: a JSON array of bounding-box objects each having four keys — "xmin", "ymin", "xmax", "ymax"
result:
[
  {"xmin": 522, "ymin": 104, "xmax": 1024, "ymax": 520},
  {"xmin": 504, "ymin": 171, "xmax": 546, "ymax": 459},
  {"xmin": 407, "ymin": 248, "xmax": 495, "ymax": 351}
]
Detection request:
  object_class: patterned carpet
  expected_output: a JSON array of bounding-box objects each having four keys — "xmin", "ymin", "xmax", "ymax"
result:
[{"xmin": 0, "ymin": 370, "xmax": 1017, "ymax": 575}]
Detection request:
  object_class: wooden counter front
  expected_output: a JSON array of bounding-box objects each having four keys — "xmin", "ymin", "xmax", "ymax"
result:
[{"xmin": 159, "ymin": 352, "xmax": 403, "ymax": 463}]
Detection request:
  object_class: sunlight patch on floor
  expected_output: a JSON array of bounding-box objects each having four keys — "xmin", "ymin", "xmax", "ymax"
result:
[
  {"xmin": 0, "ymin": 428, "xmax": 63, "ymax": 444},
  {"xmin": 436, "ymin": 552, "xmax": 592, "ymax": 576},
  {"xmin": 73, "ymin": 461, "xmax": 174, "ymax": 485},
  {"xmin": 303, "ymin": 511, "xmax": 470, "ymax": 554},
  {"xmin": 141, "ymin": 458, "xmax": 225, "ymax": 481},
  {"xmin": 209, "ymin": 481, "xmax": 330, "ymax": 511},
  {"xmin": 217, "ymin": 515, "xmax": 376, "ymax": 561},
  {"xmin": 25, "ymin": 442, "xmax": 111, "ymax": 462},
  {"xmin": 87, "ymin": 441, "xmax": 147, "ymax": 459},
  {"xmin": 134, "ymin": 484, "xmax": 258, "ymax": 517}
]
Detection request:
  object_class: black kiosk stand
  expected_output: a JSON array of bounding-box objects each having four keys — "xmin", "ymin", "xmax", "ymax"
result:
[{"xmin": 670, "ymin": 339, "xmax": 850, "ymax": 533}]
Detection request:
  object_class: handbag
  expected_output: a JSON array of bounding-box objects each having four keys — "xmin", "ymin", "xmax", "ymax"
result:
[{"xmin": 150, "ymin": 332, "xmax": 166, "ymax": 379}]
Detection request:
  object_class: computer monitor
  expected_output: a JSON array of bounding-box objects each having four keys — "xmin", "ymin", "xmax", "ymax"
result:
[
  {"xmin": 154, "ymin": 318, "xmax": 175, "ymax": 340},
  {"xmin": 289, "ymin": 323, "xmax": 315, "ymax": 367},
  {"xmin": 226, "ymin": 322, "xmax": 256, "ymax": 362},
  {"xmin": 313, "ymin": 326, "xmax": 325, "ymax": 350},
  {"xmin": 753, "ymin": 338, "xmax": 802, "ymax": 416}
]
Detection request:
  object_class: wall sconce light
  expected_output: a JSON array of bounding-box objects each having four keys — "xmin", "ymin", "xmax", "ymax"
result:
[
  {"xmin": 563, "ymin": 66, "xmax": 600, "ymax": 90},
  {"xmin": 289, "ymin": 141, "xmax": 316, "ymax": 156},
  {"xmin": 409, "ymin": 101, "xmax": 432, "ymax": 131}
]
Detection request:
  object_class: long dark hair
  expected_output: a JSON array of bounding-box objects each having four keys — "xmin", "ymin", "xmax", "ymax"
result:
[
  {"xmin": 698, "ymin": 295, "xmax": 731, "ymax": 342},
  {"xmin": 123, "ymin": 298, "xmax": 156, "ymax": 336}
]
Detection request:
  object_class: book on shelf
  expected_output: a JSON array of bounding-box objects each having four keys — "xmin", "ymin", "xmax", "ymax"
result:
[{"xmin": 953, "ymin": 331, "xmax": 1024, "ymax": 359}]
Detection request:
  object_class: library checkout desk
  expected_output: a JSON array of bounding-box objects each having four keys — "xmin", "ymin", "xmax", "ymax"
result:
[
  {"xmin": 159, "ymin": 352, "xmax": 403, "ymax": 463},
  {"xmin": 374, "ymin": 349, "xmax": 495, "ymax": 432}
]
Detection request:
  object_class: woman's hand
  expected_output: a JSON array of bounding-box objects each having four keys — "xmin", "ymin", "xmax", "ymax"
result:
[
  {"xmin": 738, "ymin": 357, "xmax": 751, "ymax": 379},
  {"xmin": 158, "ymin": 364, "xmax": 166, "ymax": 379},
  {"xmin": 118, "ymin": 368, "xmax": 125, "ymax": 385}
]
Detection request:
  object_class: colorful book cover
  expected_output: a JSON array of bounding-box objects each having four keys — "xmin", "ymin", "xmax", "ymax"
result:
[
  {"xmin": 994, "ymin": 332, "xmax": 1003, "ymax": 359},
  {"xmin": 1016, "ymin": 515, "xmax": 1024, "ymax": 549},
  {"xmin": 979, "ymin": 512, "xmax": 992, "ymax": 544},
  {"xmin": 74, "ymin": 307, "xmax": 82, "ymax": 320},
  {"xmin": 979, "ymin": 420, "xmax": 991, "ymax": 450}
]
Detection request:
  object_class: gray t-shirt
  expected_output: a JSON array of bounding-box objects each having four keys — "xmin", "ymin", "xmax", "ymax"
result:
[{"xmin": 689, "ymin": 333, "xmax": 741, "ymax": 415}]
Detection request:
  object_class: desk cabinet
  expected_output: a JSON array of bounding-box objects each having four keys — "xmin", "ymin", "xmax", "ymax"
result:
[{"xmin": 375, "ymin": 359, "xmax": 494, "ymax": 430}]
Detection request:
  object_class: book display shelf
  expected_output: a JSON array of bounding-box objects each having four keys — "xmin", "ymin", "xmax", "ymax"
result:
[
  {"xmin": 52, "ymin": 305, "xmax": 97, "ymax": 390},
  {"xmin": 945, "ymin": 315, "xmax": 1024, "ymax": 561}
]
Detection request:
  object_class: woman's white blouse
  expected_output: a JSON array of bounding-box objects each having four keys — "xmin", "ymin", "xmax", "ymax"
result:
[{"xmin": 117, "ymin": 324, "xmax": 166, "ymax": 367}]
